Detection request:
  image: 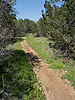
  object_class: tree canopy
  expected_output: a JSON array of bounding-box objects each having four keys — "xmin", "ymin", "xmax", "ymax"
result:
[{"xmin": 37, "ymin": 0, "xmax": 75, "ymax": 59}]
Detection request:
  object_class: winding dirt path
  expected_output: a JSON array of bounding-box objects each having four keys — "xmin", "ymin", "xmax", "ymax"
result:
[{"xmin": 21, "ymin": 37, "xmax": 75, "ymax": 100}]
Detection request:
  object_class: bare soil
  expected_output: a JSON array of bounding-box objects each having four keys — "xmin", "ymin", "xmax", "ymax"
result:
[{"xmin": 21, "ymin": 37, "xmax": 75, "ymax": 100}]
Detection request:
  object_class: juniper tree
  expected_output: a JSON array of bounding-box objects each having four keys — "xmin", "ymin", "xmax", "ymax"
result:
[
  {"xmin": 0, "ymin": 0, "xmax": 16, "ymax": 64},
  {"xmin": 40, "ymin": 0, "xmax": 75, "ymax": 59}
]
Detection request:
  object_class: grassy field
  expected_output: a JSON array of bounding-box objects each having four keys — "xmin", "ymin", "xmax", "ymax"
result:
[
  {"xmin": 0, "ymin": 37, "xmax": 45, "ymax": 100},
  {"xmin": 26, "ymin": 35, "xmax": 75, "ymax": 90}
]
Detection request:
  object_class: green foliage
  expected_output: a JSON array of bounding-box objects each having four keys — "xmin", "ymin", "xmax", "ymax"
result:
[
  {"xmin": 29, "ymin": 20, "xmax": 38, "ymax": 33},
  {"xmin": 26, "ymin": 36, "xmax": 53, "ymax": 61},
  {"xmin": 37, "ymin": 0, "xmax": 75, "ymax": 59},
  {"xmin": 61, "ymin": 72, "xmax": 75, "ymax": 90},
  {"xmin": 14, "ymin": 18, "xmax": 38, "ymax": 37},
  {"xmin": 49, "ymin": 59, "xmax": 64, "ymax": 69},
  {"xmin": 37, "ymin": 18, "xmax": 47, "ymax": 37},
  {"xmin": 0, "ymin": 0, "xmax": 16, "ymax": 64},
  {"xmin": 0, "ymin": 38, "xmax": 45, "ymax": 99}
]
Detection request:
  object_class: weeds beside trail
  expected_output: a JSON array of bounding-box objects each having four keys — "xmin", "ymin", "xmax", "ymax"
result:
[
  {"xmin": 0, "ymin": 37, "xmax": 45, "ymax": 100},
  {"xmin": 26, "ymin": 35, "xmax": 75, "ymax": 90}
]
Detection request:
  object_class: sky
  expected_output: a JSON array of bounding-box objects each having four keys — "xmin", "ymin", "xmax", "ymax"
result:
[
  {"xmin": 15, "ymin": 0, "xmax": 45, "ymax": 22},
  {"xmin": 15, "ymin": 0, "xmax": 63, "ymax": 22}
]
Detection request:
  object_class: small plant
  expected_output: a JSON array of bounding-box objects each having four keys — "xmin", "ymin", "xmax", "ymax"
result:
[
  {"xmin": 48, "ymin": 59, "xmax": 64, "ymax": 69},
  {"xmin": 61, "ymin": 73, "xmax": 75, "ymax": 90}
]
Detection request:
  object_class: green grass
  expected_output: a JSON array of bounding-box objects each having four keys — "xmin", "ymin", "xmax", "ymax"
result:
[
  {"xmin": 26, "ymin": 35, "xmax": 75, "ymax": 90},
  {"xmin": 0, "ymin": 37, "xmax": 45, "ymax": 100},
  {"xmin": 26, "ymin": 36, "xmax": 55, "ymax": 63}
]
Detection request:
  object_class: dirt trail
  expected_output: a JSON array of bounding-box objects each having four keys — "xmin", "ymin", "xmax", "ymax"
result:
[{"xmin": 21, "ymin": 37, "xmax": 75, "ymax": 100}]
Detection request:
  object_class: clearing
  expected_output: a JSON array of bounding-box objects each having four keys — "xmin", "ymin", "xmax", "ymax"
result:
[{"xmin": 21, "ymin": 37, "xmax": 75, "ymax": 100}]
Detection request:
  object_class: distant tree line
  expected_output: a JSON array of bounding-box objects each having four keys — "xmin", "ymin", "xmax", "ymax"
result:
[{"xmin": 14, "ymin": 18, "xmax": 38, "ymax": 36}]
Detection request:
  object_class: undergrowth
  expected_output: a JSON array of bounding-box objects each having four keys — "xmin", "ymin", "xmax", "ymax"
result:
[
  {"xmin": 26, "ymin": 35, "xmax": 75, "ymax": 90},
  {"xmin": 0, "ymin": 37, "xmax": 45, "ymax": 100}
]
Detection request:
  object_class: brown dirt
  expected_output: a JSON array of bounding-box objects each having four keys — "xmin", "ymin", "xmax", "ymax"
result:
[{"xmin": 21, "ymin": 37, "xmax": 75, "ymax": 100}]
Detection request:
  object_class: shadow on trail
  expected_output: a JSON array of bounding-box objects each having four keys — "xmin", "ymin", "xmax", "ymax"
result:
[
  {"xmin": 11, "ymin": 37, "xmax": 22, "ymax": 44},
  {"xmin": 21, "ymin": 38, "xmax": 25, "ymax": 42},
  {"xmin": 25, "ymin": 52, "xmax": 41, "ymax": 68}
]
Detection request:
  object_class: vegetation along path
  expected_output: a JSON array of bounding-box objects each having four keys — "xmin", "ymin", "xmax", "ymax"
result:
[{"xmin": 21, "ymin": 37, "xmax": 75, "ymax": 100}]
